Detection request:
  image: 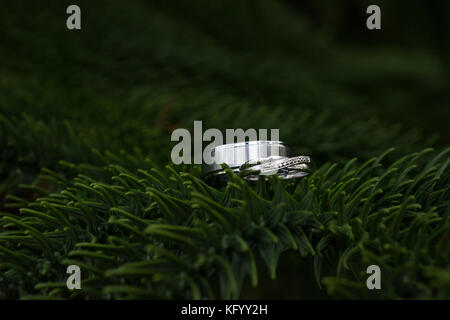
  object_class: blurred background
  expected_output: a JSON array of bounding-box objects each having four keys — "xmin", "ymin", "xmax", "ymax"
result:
[{"xmin": 0, "ymin": 0, "xmax": 448, "ymax": 298}]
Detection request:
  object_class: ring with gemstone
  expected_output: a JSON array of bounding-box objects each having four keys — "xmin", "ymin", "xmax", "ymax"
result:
[
  {"xmin": 202, "ymin": 141, "xmax": 312, "ymax": 185},
  {"xmin": 239, "ymin": 155, "xmax": 311, "ymax": 182}
]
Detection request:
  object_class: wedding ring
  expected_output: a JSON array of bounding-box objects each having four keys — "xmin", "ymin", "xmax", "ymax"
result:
[
  {"xmin": 239, "ymin": 155, "xmax": 311, "ymax": 181},
  {"xmin": 202, "ymin": 141, "xmax": 311, "ymax": 184}
]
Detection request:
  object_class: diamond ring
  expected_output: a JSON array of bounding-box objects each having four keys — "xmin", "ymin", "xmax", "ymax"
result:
[
  {"xmin": 239, "ymin": 155, "xmax": 311, "ymax": 181},
  {"xmin": 202, "ymin": 141, "xmax": 312, "ymax": 185}
]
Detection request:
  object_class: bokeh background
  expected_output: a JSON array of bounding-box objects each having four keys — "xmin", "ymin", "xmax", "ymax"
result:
[{"xmin": 0, "ymin": 0, "xmax": 448, "ymax": 298}]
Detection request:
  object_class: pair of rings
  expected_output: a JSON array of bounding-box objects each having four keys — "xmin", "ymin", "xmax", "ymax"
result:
[{"xmin": 202, "ymin": 141, "xmax": 311, "ymax": 184}]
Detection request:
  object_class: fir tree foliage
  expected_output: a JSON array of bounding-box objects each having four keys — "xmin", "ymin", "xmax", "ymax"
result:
[{"xmin": 0, "ymin": 147, "xmax": 448, "ymax": 299}]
